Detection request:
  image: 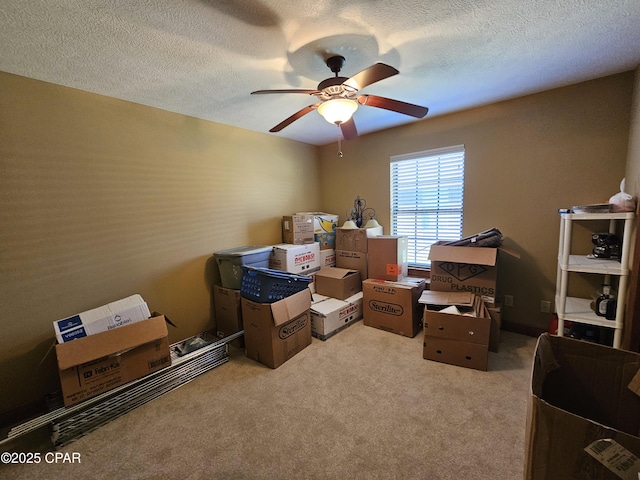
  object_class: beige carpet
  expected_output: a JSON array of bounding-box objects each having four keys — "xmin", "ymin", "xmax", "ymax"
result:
[{"xmin": 2, "ymin": 321, "xmax": 537, "ymax": 480}]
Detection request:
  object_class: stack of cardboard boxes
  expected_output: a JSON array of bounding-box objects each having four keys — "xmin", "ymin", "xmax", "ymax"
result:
[
  {"xmin": 420, "ymin": 242, "xmax": 514, "ymax": 370},
  {"xmin": 310, "ymin": 267, "xmax": 363, "ymax": 340},
  {"xmin": 420, "ymin": 291, "xmax": 492, "ymax": 371},
  {"xmin": 361, "ymin": 235, "xmax": 427, "ymax": 338},
  {"xmin": 213, "ymin": 213, "xmax": 337, "ymax": 353},
  {"xmin": 213, "ymin": 245, "xmax": 273, "ymax": 348},
  {"xmin": 217, "ymin": 213, "xmax": 340, "ymax": 369},
  {"xmin": 52, "ymin": 215, "xmax": 515, "ymax": 413},
  {"xmin": 335, "ymin": 226, "xmax": 372, "ymax": 280},
  {"xmin": 214, "ymin": 217, "xmax": 511, "ymax": 373},
  {"xmin": 294, "ymin": 212, "xmax": 339, "ymax": 269}
]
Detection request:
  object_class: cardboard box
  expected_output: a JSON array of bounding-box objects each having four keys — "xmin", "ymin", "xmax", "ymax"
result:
[
  {"xmin": 313, "ymin": 267, "xmax": 362, "ymax": 300},
  {"xmin": 422, "ymin": 295, "xmax": 491, "ymax": 371},
  {"xmin": 269, "ymin": 242, "xmax": 321, "ymax": 275},
  {"xmin": 428, "ymin": 244, "xmax": 518, "ymax": 304},
  {"xmin": 367, "ymin": 236, "xmax": 408, "ymax": 281},
  {"xmin": 282, "ymin": 215, "xmax": 315, "ymax": 245},
  {"xmin": 241, "ymin": 289, "xmax": 312, "ymax": 369},
  {"xmin": 335, "ymin": 228, "xmax": 369, "ymax": 253},
  {"xmin": 524, "ymin": 334, "xmax": 640, "ymax": 480},
  {"xmin": 486, "ymin": 303, "xmax": 501, "ymax": 353},
  {"xmin": 423, "ymin": 337, "xmax": 490, "ymax": 372},
  {"xmin": 55, "ymin": 315, "xmax": 171, "ymax": 406},
  {"xmin": 213, "ymin": 284, "xmax": 244, "ymax": 348},
  {"xmin": 296, "ymin": 212, "xmax": 339, "ymax": 250},
  {"xmin": 420, "ymin": 291, "xmax": 500, "ymax": 353},
  {"xmin": 362, "ymin": 278, "xmax": 426, "ymax": 337},
  {"xmin": 311, "ymin": 292, "xmax": 329, "ymax": 304},
  {"xmin": 335, "ymin": 250, "xmax": 367, "ymax": 281},
  {"xmin": 53, "ymin": 294, "xmax": 151, "ymax": 343},
  {"xmin": 310, "ymin": 292, "xmax": 363, "ymax": 341},
  {"xmin": 320, "ymin": 249, "xmax": 336, "ymax": 268}
]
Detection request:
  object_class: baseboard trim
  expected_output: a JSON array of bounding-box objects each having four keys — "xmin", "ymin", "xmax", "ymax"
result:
[
  {"xmin": 0, "ymin": 398, "xmax": 47, "ymax": 430},
  {"xmin": 501, "ymin": 320, "xmax": 546, "ymax": 338}
]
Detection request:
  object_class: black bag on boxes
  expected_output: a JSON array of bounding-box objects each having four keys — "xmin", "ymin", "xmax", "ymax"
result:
[{"xmin": 438, "ymin": 227, "xmax": 503, "ymax": 248}]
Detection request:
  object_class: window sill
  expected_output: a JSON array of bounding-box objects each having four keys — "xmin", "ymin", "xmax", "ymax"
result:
[{"xmin": 408, "ymin": 266, "xmax": 430, "ymax": 279}]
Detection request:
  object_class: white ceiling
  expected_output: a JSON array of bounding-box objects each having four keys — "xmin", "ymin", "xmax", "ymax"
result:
[{"xmin": 2, "ymin": 0, "xmax": 640, "ymax": 146}]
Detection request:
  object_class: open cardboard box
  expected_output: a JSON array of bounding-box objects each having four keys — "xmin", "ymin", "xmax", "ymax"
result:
[
  {"xmin": 420, "ymin": 291, "xmax": 500, "ymax": 353},
  {"xmin": 428, "ymin": 244, "xmax": 519, "ymax": 305},
  {"xmin": 310, "ymin": 292, "xmax": 363, "ymax": 341},
  {"xmin": 524, "ymin": 334, "xmax": 640, "ymax": 479},
  {"xmin": 313, "ymin": 267, "xmax": 362, "ymax": 300},
  {"xmin": 55, "ymin": 315, "xmax": 171, "ymax": 407},
  {"xmin": 241, "ymin": 288, "xmax": 312, "ymax": 368},
  {"xmin": 421, "ymin": 294, "xmax": 492, "ymax": 371}
]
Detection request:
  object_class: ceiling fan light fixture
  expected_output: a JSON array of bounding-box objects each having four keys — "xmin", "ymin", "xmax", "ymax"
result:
[{"xmin": 317, "ymin": 98, "xmax": 358, "ymax": 125}]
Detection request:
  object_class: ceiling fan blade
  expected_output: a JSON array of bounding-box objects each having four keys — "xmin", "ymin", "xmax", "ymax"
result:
[
  {"xmin": 342, "ymin": 63, "xmax": 399, "ymax": 91},
  {"xmin": 340, "ymin": 118, "xmax": 358, "ymax": 140},
  {"xmin": 252, "ymin": 89, "xmax": 319, "ymax": 95},
  {"xmin": 269, "ymin": 104, "xmax": 320, "ymax": 132},
  {"xmin": 357, "ymin": 94, "xmax": 429, "ymax": 118}
]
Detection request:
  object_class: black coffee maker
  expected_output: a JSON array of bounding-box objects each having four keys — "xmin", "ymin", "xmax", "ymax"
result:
[{"xmin": 590, "ymin": 233, "xmax": 621, "ymax": 259}]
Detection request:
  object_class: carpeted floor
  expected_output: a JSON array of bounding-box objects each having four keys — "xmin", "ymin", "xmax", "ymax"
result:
[{"xmin": 1, "ymin": 321, "xmax": 537, "ymax": 480}]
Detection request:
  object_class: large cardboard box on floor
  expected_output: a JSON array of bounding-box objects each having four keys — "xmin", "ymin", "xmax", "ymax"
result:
[
  {"xmin": 428, "ymin": 244, "xmax": 518, "ymax": 304},
  {"xmin": 269, "ymin": 242, "xmax": 321, "ymax": 275},
  {"xmin": 367, "ymin": 236, "xmax": 408, "ymax": 282},
  {"xmin": 524, "ymin": 334, "xmax": 640, "ymax": 480},
  {"xmin": 241, "ymin": 289, "xmax": 312, "ymax": 368},
  {"xmin": 313, "ymin": 267, "xmax": 362, "ymax": 300},
  {"xmin": 362, "ymin": 278, "xmax": 426, "ymax": 337},
  {"xmin": 213, "ymin": 284, "xmax": 244, "ymax": 348},
  {"xmin": 421, "ymin": 292, "xmax": 491, "ymax": 371},
  {"xmin": 310, "ymin": 292, "xmax": 363, "ymax": 341},
  {"xmin": 55, "ymin": 315, "xmax": 171, "ymax": 407}
]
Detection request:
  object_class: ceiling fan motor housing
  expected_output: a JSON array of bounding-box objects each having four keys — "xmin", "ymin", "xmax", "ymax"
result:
[{"xmin": 318, "ymin": 76, "xmax": 351, "ymax": 96}]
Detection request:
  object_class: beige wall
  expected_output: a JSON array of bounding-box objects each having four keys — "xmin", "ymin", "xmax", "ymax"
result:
[
  {"xmin": 0, "ymin": 72, "xmax": 320, "ymax": 413},
  {"xmin": 318, "ymin": 72, "xmax": 635, "ymax": 331}
]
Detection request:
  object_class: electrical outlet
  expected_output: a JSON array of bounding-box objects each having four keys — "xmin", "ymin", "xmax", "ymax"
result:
[
  {"xmin": 540, "ymin": 300, "xmax": 551, "ymax": 313},
  {"xmin": 504, "ymin": 295, "xmax": 514, "ymax": 307}
]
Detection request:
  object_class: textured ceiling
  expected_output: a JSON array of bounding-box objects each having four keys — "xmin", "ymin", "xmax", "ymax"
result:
[{"xmin": 2, "ymin": 0, "xmax": 640, "ymax": 145}]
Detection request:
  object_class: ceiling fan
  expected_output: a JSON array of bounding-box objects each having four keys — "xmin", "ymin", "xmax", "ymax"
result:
[{"xmin": 251, "ymin": 55, "xmax": 429, "ymax": 140}]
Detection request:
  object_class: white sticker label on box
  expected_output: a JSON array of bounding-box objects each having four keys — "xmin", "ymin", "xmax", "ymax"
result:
[{"xmin": 584, "ymin": 438, "xmax": 640, "ymax": 480}]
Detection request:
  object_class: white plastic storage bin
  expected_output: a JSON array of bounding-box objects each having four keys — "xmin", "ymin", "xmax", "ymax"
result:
[{"xmin": 214, "ymin": 246, "xmax": 273, "ymax": 289}]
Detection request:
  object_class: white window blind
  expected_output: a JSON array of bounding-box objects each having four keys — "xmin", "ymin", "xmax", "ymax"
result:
[{"xmin": 390, "ymin": 145, "xmax": 465, "ymax": 266}]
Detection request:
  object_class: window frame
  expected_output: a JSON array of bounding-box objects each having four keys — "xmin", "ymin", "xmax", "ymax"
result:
[{"xmin": 390, "ymin": 145, "xmax": 465, "ymax": 268}]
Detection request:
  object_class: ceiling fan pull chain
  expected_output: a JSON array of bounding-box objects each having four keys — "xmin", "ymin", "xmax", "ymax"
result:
[{"xmin": 337, "ymin": 128, "xmax": 343, "ymax": 157}]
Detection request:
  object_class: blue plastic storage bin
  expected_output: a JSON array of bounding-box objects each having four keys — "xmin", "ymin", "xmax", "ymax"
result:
[{"xmin": 241, "ymin": 267, "xmax": 312, "ymax": 303}]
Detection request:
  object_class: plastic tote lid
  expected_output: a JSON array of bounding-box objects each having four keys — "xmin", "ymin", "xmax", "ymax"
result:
[{"xmin": 213, "ymin": 245, "xmax": 273, "ymax": 257}]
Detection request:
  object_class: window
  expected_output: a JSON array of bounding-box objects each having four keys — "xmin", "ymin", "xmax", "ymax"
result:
[{"xmin": 390, "ymin": 145, "xmax": 465, "ymax": 267}]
